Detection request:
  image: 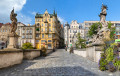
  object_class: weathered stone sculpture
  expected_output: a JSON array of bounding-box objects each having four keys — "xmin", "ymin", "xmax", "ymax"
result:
[
  {"xmin": 92, "ymin": 4, "xmax": 110, "ymax": 46},
  {"xmin": 10, "ymin": 8, "xmax": 17, "ymax": 34},
  {"xmin": 7, "ymin": 8, "xmax": 19, "ymax": 49}
]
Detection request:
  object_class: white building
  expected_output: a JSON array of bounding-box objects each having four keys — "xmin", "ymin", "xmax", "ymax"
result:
[
  {"xmin": 64, "ymin": 20, "xmax": 85, "ymax": 48},
  {"xmin": 64, "ymin": 22, "xmax": 70, "ymax": 47}
]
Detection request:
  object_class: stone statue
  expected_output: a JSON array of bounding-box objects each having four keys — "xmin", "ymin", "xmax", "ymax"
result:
[
  {"xmin": 10, "ymin": 8, "xmax": 17, "ymax": 34},
  {"xmin": 7, "ymin": 8, "xmax": 19, "ymax": 49},
  {"xmin": 91, "ymin": 4, "xmax": 110, "ymax": 46}
]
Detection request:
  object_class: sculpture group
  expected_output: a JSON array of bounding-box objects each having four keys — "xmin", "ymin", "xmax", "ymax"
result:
[{"xmin": 92, "ymin": 4, "xmax": 110, "ymax": 46}]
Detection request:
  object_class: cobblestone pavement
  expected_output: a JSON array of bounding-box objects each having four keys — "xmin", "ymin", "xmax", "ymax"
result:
[{"xmin": 0, "ymin": 49, "xmax": 120, "ymax": 76}]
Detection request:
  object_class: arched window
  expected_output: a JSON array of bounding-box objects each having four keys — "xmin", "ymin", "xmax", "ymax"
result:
[{"xmin": 37, "ymin": 23, "xmax": 39, "ymax": 26}]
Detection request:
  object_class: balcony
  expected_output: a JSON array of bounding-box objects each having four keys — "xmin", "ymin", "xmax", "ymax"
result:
[
  {"xmin": 36, "ymin": 37, "xmax": 40, "ymax": 39},
  {"xmin": 36, "ymin": 31, "xmax": 40, "ymax": 33},
  {"xmin": 45, "ymin": 30, "xmax": 49, "ymax": 33}
]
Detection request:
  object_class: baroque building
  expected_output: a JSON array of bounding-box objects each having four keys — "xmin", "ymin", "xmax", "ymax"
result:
[
  {"xmin": 64, "ymin": 20, "xmax": 84, "ymax": 48},
  {"xmin": 0, "ymin": 23, "xmax": 11, "ymax": 49},
  {"xmin": 20, "ymin": 24, "xmax": 35, "ymax": 48},
  {"xmin": 35, "ymin": 9, "xmax": 63, "ymax": 49}
]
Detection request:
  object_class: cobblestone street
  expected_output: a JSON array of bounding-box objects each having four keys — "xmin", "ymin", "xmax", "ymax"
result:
[{"xmin": 0, "ymin": 49, "xmax": 120, "ymax": 76}]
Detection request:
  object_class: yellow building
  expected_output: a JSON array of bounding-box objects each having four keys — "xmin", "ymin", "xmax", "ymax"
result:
[{"xmin": 35, "ymin": 9, "xmax": 62, "ymax": 49}]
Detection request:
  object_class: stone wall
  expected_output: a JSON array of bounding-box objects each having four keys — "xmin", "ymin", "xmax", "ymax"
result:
[
  {"xmin": 0, "ymin": 50, "xmax": 23, "ymax": 68},
  {"xmin": 73, "ymin": 49, "xmax": 86, "ymax": 57},
  {"xmin": 23, "ymin": 49, "xmax": 40, "ymax": 60},
  {"xmin": 67, "ymin": 46, "xmax": 103, "ymax": 62}
]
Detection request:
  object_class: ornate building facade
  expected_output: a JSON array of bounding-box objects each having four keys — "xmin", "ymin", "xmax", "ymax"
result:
[
  {"xmin": 64, "ymin": 20, "xmax": 84, "ymax": 48},
  {"xmin": 35, "ymin": 10, "xmax": 63, "ymax": 49}
]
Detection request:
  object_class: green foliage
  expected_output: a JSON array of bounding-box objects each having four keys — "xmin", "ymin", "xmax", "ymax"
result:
[
  {"xmin": 36, "ymin": 28, "xmax": 40, "ymax": 31},
  {"xmin": 88, "ymin": 22, "xmax": 102, "ymax": 37},
  {"xmin": 22, "ymin": 42, "xmax": 34, "ymax": 50},
  {"xmin": 105, "ymin": 43, "xmax": 118, "ymax": 63},
  {"xmin": 113, "ymin": 57, "xmax": 120, "ymax": 70},
  {"xmin": 108, "ymin": 21, "xmax": 115, "ymax": 40},
  {"xmin": 99, "ymin": 53, "xmax": 108, "ymax": 71},
  {"xmin": 76, "ymin": 33, "xmax": 86, "ymax": 49}
]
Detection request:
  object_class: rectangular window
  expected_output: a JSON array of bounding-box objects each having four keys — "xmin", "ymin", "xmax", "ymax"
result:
[
  {"xmin": 41, "ymin": 40, "xmax": 45, "ymax": 43},
  {"xmin": 42, "ymin": 28, "xmax": 43, "ymax": 32},
  {"xmin": 36, "ymin": 40, "xmax": 39, "ymax": 43},
  {"xmin": 49, "ymin": 28, "xmax": 51, "ymax": 32},
  {"xmin": 49, "ymin": 24, "xmax": 51, "ymax": 26},
  {"xmin": 45, "ymin": 28, "xmax": 47, "ymax": 31},
  {"xmin": 48, "ymin": 40, "xmax": 52, "ymax": 42},
  {"xmin": 42, "ymin": 34, "xmax": 44, "ymax": 38},
  {"xmin": 45, "ymin": 23, "xmax": 47, "ymax": 27},
  {"xmin": 22, "ymin": 36, "xmax": 24, "ymax": 38},
  {"xmin": 48, "ymin": 34, "xmax": 52, "ymax": 38},
  {"xmin": 36, "ymin": 34, "xmax": 39, "ymax": 37}
]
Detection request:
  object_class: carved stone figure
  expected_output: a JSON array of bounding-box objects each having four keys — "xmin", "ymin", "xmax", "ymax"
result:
[
  {"xmin": 10, "ymin": 8, "xmax": 17, "ymax": 34},
  {"xmin": 7, "ymin": 8, "xmax": 19, "ymax": 49},
  {"xmin": 92, "ymin": 4, "xmax": 110, "ymax": 46}
]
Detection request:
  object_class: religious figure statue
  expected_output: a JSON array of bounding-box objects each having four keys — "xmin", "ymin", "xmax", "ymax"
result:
[
  {"xmin": 91, "ymin": 4, "xmax": 110, "ymax": 46},
  {"xmin": 10, "ymin": 8, "xmax": 17, "ymax": 34}
]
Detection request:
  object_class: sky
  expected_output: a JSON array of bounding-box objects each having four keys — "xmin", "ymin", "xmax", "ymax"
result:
[{"xmin": 0, "ymin": 0, "xmax": 120, "ymax": 25}]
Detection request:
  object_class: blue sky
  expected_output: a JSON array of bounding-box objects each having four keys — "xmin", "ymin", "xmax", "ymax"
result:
[{"xmin": 0, "ymin": 0, "xmax": 120, "ymax": 25}]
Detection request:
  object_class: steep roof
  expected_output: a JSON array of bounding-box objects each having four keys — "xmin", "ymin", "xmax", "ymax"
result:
[{"xmin": 35, "ymin": 10, "xmax": 57, "ymax": 18}]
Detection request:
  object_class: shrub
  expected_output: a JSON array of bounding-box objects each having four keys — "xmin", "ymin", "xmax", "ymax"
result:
[
  {"xmin": 98, "ymin": 53, "xmax": 108, "ymax": 71},
  {"xmin": 113, "ymin": 56, "xmax": 120, "ymax": 70},
  {"xmin": 108, "ymin": 61, "xmax": 115, "ymax": 72},
  {"xmin": 41, "ymin": 46, "xmax": 47, "ymax": 56},
  {"xmin": 22, "ymin": 42, "xmax": 34, "ymax": 50}
]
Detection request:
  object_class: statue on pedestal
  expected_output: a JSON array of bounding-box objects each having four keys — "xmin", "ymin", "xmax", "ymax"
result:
[
  {"xmin": 92, "ymin": 4, "xmax": 110, "ymax": 46},
  {"xmin": 7, "ymin": 8, "xmax": 19, "ymax": 49}
]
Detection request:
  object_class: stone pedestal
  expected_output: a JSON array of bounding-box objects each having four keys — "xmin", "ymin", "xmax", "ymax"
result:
[{"xmin": 7, "ymin": 33, "xmax": 19, "ymax": 49}]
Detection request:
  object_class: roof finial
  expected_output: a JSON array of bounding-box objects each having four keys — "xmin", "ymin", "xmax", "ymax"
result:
[{"xmin": 53, "ymin": 9, "xmax": 55, "ymax": 15}]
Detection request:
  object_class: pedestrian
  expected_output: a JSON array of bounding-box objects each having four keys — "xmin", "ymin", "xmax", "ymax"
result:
[
  {"xmin": 70, "ymin": 46, "xmax": 73, "ymax": 54},
  {"xmin": 53, "ymin": 46, "xmax": 56, "ymax": 52},
  {"xmin": 65, "ymin": 46, "xmax": 67, "ymax": 51}
]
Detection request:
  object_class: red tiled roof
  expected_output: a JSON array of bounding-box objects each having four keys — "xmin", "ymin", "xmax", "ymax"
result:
[{"xmin": 0, "ymin": 23, "xmax": 3, "ymax": 28}]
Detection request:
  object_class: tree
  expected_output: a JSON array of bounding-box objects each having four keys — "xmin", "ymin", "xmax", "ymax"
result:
[
  {"xmin": 22, "ymin": 42, "xmax": 34, "ymax": 50},
  {"xmin": 76, "ymin": 33, "xmax": 86, "ymax": 49},
  {"xmin": 108, "ymin": 21, "xmax": 115, "ymax": 40},
  {"xmin": 88, "ymin": 22, "xmax": 102, "ymax": 37}
]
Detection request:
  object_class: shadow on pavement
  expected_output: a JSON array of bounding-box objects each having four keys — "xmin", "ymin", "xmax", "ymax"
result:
[
  {"xmin": 14, "ymin": 66, "xmax": 98, "ymax": 76},
  {"xmin": 0, "ymin": 60, "xmax": 36, "ymax": 75}
]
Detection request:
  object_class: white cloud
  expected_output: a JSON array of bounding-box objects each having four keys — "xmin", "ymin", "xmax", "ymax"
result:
[
  {"xmin": 31, "ymin": 12, "xmax": 36, "ymax": 15},
  {"xmin": 17, "ymin": 12, "xmax": 32, "ymax": 25},
  {"xmin": 58, "ymin": 16, "xmax": 66, "ymax": 24},
  {"xmin": 0, "ymin": 0, "xmax": 32, "ymax": 24}
]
